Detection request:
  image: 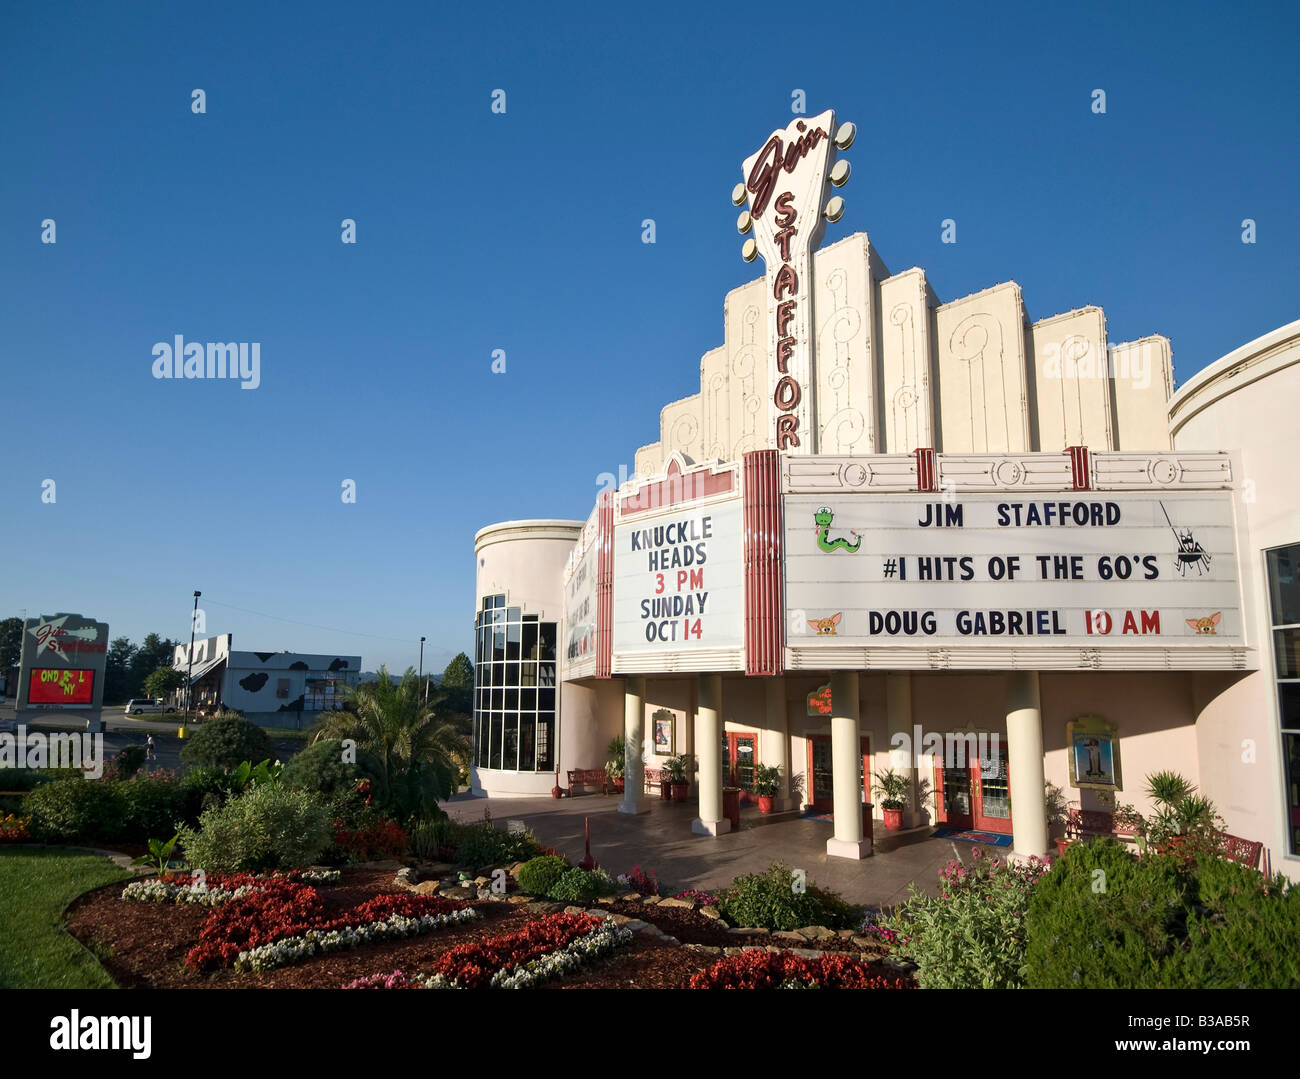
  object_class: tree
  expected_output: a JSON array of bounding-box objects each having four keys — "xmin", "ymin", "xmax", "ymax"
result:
[
  {"xmin": 308, "ymin": 666, "xmax": 467, "ymax": 819},
  {"xmin": 104, "ymin": 637, "xmax": 137, "ymax": 704},
  {"xmin": 143, "ymin": 665, "xmax": 187, "ymax": 701},
  {"xmin": 127, "ymin": 633, "xmax": 177, "ymax": 700},
  {"xmin": 0, "ymin": 617, "xmax": 22, "ymax": 672},
  {"xmin": 440, "ymin": 652, "xmax": 474, "ymax": 718}
]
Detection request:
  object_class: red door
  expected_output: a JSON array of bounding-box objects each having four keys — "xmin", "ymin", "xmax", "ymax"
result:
[
  {"xmin": 724, "ymin": 732, "xmax": 759, "ymax": 803},
  {"xmin": 934, "ymin": 761, "xmax": 974, "ymax": 830},
  {"xmin": 972, "ymin": 745, "xmax": 1013, "ymax": 834},
  {"xmin": 807, "ymin": 735, "xmax": 870, "ymax": 814}
]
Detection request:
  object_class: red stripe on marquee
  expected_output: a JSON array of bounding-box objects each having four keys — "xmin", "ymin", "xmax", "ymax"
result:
[{"xmin": 743, "ymin": 450, "xmax": 784, "ymax": 677}]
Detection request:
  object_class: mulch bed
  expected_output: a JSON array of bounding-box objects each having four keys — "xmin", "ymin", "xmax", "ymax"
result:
[{"xmin": 64, "ymin": 869, "xmax": 899, "ymax": 989}]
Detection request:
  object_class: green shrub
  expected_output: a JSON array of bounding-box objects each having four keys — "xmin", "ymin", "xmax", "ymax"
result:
[
  {"xmin": 890, "ymin": 846, "xmax": 1049, "ymax": 988},
  {"xmin": 716, "ymin": 862, "xmax": 856, "ymax": 931},
  {"xmin": 180, "ymin": 715, "xmax": 274, "ymax": 771},
  {"xmin": 1025, "ymin": 839, "xmax": 1300, "ymax": 988},
  {"xmin": 518, "ymin": 855, "xmax": 569, "ymax": 896},
  {"xmin": 282, "ymin": 738, "xmax": 387, "ymax": 802},
  {"xmin": 179, "ymin": 766, "xmax": 241, "ymax": 820},
  {"xmin": 453, "ymin": 820, "xmax": 540, "ymax": 869},
  {"xmin": 107, "ymin": 746, "xmax": 148, "ymax": 780},
  {"xmin": 23, "ymin": 778, "xmax": 126, "ymax": 845},
  {"xmin": 548, "ymin": 867, "xmax": 615, "ymax": 904},
  {"xmin": 114, "ymin": 775, "xmax": 188, "ymax": 842},
  {"xmin": 177, "ymin": 784, "xmax": 331, "ymax": 872},
  {"xmin": 0, "ymin": 768, "xmax": 62, "ymax": 814},
  {"xmin": 406, "ymin": 814, "xmax": 455, "ymax": 861}
]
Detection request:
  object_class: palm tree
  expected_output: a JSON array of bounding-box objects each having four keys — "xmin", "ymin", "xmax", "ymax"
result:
[{"xmin": 310, "ymin": 666, "xmax": 468, "ymax": 818}]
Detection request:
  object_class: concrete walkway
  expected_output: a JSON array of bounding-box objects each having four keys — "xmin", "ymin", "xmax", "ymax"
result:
[{"xmin": 444, "ymin": 791, "xmax": 995, "ymax": 908}]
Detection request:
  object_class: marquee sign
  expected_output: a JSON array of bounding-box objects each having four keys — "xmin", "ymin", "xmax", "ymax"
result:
[
  {"xmin": 612, "ymin": 500, "xmax": 744, "ymax": 657},
  {"xmin": 784, "ymin": 492, "xmax": 1244, "ymax": 648},
  {"xmin": 564, "ymin": 531, "xmax": 598, "ymax": 669},
  {"xmin": 736, "ymin": 109, "xmax": 852, "ymax": 454},
  {"xmin": 17, "ymin": 613, "xmax": 110, "ymax": 710}
]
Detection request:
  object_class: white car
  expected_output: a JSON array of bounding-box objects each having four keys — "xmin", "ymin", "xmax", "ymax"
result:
[{"xmin": 125, "ymin": 698, "xmax": 176, "ymax": 715}]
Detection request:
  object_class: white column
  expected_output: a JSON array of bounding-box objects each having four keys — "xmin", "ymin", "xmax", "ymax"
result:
[
  {"xmin": 1006, "ymin": 670, "xmax": 1049, "ymax": 860},
  {"xmin": 618, "ymin": 676, "xmax": 648, "ymax": 815},
  {"xmin": 885, "ymin": 673, "xmax": 918, "ymax": 827},
  {"xmin": 764, "ymin": 677, "xmax": 791, "ymax": 810},
  {"xmin": 827, "ymin": 670, "xmax": 870, "ymax": 859},
  {"xmin": 692, "ymin": 673, "xmax": 729, "ymax": 835}
]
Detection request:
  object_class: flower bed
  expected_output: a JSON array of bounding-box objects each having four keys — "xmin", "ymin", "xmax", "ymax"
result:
[
  {"xmin": 0, "ymin": 814, "xmax": 29, "ymax": 843},
  {"xmin": 122, "ymin": 868, "xmax": 341, "ymax": 906},
  {"xmin": 184, "ymin": 878, "xmax": 477, "ymax": 972},
  {"xmin": 342, "ymin": 912, "xmax": 634, "ymax": 989},
  {"xmin": 687, "ymin": 949, "xmax": 914, "ymax": 989}
]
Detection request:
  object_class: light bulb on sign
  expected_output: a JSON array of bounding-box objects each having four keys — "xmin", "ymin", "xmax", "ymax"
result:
[
  {"xmin": 736, "ymin": 210, "xmax": 753, "ymax": 234},
  {"xmin": 829, "ymin": 160, "xmax": 850, "ymax": 187},
  {"xmin": 834, "ymin": 121, "xmax": 856, "ymax": 150},
  {"xmin": 741, "ymin": 238, "xmax": 758, "ymax": 262},
  {"xmin": 731, "ymin": 182, "xmax": 748, "ymax": 206},
  {"xmin": 825, "ymin": 196, "xmax": 845, "ymax": 223}
]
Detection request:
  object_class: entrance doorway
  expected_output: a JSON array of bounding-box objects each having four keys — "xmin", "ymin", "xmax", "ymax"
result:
[
  {"xmin": 933, "ymin": 738, "xmax": 1013, "ymax": 835},
  {"xmin": 722, "ymin": 731, "xmax": 759, "ymax": 803},
  {"xmin": 806, "ymin": 735, "xmax": 871, "ymax": 814}
]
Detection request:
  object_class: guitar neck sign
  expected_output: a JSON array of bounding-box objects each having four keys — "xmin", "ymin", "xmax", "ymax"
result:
[{"xmin": 741, "ymin": 110, "xmax": 838, "ymax": 454}]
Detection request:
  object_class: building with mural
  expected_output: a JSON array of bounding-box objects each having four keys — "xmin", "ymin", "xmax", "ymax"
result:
[
  {"xmin": 471, "ymin": 108, "xmax": 1300, "ymax": 877},
  {"xmin": 173, "ymin": 634, "xmax": 361, "ymax": 729}
]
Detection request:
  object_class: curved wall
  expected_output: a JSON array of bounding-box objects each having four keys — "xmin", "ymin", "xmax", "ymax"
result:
[
  {"xmin": 472, "ymin": 520, "xmax": 582, "ymax": 796},
  {"xmin": 1170, "ymin": 318, "xmax": 1300, "ymax": 874}
]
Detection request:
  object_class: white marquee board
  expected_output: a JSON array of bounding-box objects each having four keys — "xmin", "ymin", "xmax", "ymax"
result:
[
  {"xmin": 613, "ymin": 501, "xmax": 744, "ymax": 656},
  {"xmin": 785, "ymin": 492, "xmax": 1244, "ymax": 647}
]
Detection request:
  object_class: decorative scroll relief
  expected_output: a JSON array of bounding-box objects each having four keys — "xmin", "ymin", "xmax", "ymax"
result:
[
  {"xmin": 1091, "ymin": 453, "xmax": 1234, "ymax": 491},
  {"xmin": 813, "ymin": 239, "xmax": 874, "ymax": 455},
  {"xmin": 937, "ymin": 454, "xmax": 1075, "ymax": 492},
  {"xmin": 936, "ymin": 285, "xmax": 1029, "ymax": 454},
  {"xmin": 702, "ymin": 346, "xmax": 730, "ymax": 461},
  {"xmin": 730, "ymin": 302, "xmax": 765, "ymax": 459},
  {"xmin": 783, "ymin": 454, "xmax": 919, "ymax": 494},
  {"xmin": 783, "ymin": 491, "xmax": 1245, "ymax": 659},
  {"xmin": 880, "ymin": 270, "xmax": 934, "ymax": 454},
  {"xmin": 662, "ymin": 396, "xmax": 704, "ymax": 462},
  {"xmin": 1030, "ymin": 308, "xmax": 1112, "ymax": 451}
]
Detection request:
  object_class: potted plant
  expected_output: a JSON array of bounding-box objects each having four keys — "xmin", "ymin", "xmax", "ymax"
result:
[
  {"xmin": 871, "ymin": 768, "xmax": 910, "ymax": 830},
  {"xmin": 665, "ymin": 754, "xmax": 693, "ymax": 802},
  {"xmin": 605, "ymin": 736, "xmax": 626, "ymax": 794},
  {"xmin": 753, "ymin": 764, "xmax": 781, "ymax": 814}
]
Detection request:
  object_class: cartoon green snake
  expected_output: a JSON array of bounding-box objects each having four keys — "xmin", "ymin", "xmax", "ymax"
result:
[{"xmin": 814, "ymin": 506, "xmax": 861, "ymax": 553}]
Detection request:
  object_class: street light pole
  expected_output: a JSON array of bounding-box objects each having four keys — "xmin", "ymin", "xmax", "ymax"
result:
[
  {"xmin": 419, "ymin": 637, "xmax": 426, "ymax": 706},
  {"xmin": 185, "ymin": 591, "xmax": 201, "ymax": 727}
]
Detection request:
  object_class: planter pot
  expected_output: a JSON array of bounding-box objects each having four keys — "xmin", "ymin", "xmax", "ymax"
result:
[
  {"xmin": 660, "ymin": 780, "xmax": 672, "ymax": 801},
  {"xmin": 551, "ymin": 785, "xmax": 562, "ymax": 799},
  {"xmin": 757, "ymin": 794, "xmax": 774, "ymax": 814},
  {"xmin": 882, "ymin": 806, "xmax": 904, "ymax": 831},
  {"xmin": 671, "ymin": 782, "xmax": 689, "ymax": 802}
]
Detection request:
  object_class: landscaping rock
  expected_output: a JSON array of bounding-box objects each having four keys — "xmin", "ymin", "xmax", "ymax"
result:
[
  {"xmin": 507, "ymin": 862, "xmax": 524, "ymax": 880},
  {"xmin": 798, "ymin": 925, "xmax": 837, "ymax": 941},
  {"xmin": 656, "ymin": 897, "xmax": 693, "ymax": 910},
  {"xmin": 413, "ymin": 881, "xmax": 441, "ymax": 895},
  {"xmin": 619, "ymin": 892, "xmax": 641, "ymax": 902},
  {"xmin": 622, "ymin": 920, "xmax": 650, "ymax": 933},
  {"xmin": 640, "ymin": 896, "xmax": 661, "ymax": 905},
  {"xmin": 528, "ymin": 901, "xmax": 565, "ymax": 914},
  {"xmin": 724, "ymin": 947, "xmax": 745, "ymax": 957},
  {"xmin": 564, "ymin": 905, "xmax": 586, "ymax": 916},
  {"xmin": 699, "ymin": 906, "xmax": 723, "ymax": 920},
  {"xmin": 439, "ymin": 886, "xmax": 475, "ymax": 901},
  {"xmin": 584, "ymin": 908, "xmax": 607, "ymax": 919},
  {"xmin": 791, "ymin": 948, "xmax": 823, "ymax": 959},
  {"xmin": 394, "ymin": 867, "xmax": 417, "ymax": 886},
  {"xmin": 507, "ymin": 894, "xmax": 533, "ymax": 905},
  {"xmin": 773, "ymin": 931, "xmax": 805, "ymax": 942}
]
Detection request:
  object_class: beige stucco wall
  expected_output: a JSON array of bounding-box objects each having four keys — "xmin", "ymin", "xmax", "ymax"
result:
[
  {"xmin": 634, "ymin": 231, "xmax": 1173, "ymax": 476},
  {"xmin": 1170, "ymin": 318, "xmax": 1300, "ymax": 876}
]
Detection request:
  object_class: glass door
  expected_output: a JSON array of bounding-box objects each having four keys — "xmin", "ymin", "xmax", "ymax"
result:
[
  {"xmin": 972, "ymin": 744, "xmax": 1012, "ymax": 834},
  {"xmin": 723, "ymin": 732, "xmax": 759, "ymax": 802},
  {"xmin": 809, "ymin": 736, "xmax": 834, "ymax": 811},
  {"xmin": 936, "ymin": 764, "xmax": 973, "ymax": 829}
]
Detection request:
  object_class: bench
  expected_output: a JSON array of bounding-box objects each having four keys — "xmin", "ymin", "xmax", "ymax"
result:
[
  {"xmin": 1055, "ymin": 809, "xmax": 1138, "ymax": 855},
  {"xmin": 1219, "ymin": 833, "xmax": 1263, "ymax": 870},
  {"xmin": 566, "ymin": 768, "xmax": 611, "ymax": 796},
  {"xmin": 644, "ymin": 768, "xmax": 666, "ymax": 795}
]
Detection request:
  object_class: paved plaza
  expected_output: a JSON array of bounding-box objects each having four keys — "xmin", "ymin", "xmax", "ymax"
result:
[{"xmin": 445, "ymin": 791, "xmax": 985, "ymax": 907}]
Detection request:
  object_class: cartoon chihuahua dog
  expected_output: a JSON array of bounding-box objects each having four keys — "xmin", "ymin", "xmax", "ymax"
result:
[
  {"xmin": 808, "ymin": 612, "xmax": 843, "ymax": 635},
  {"xmin": 1185, "ymin": 612, "xmax": 1221, "ymax": 635}
]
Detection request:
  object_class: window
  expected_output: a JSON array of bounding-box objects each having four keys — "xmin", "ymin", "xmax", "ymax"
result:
[
  {"xmin": 1266, "ymin": 545, "xmax": 1300, "ymax": 856},
  {"xmin": 472, "ymin": 594, "xmax": 558, "ymax": 773}
]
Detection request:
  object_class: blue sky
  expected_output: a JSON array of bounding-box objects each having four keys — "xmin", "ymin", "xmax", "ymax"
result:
[{"xmin": 2, "ymin": 0, "xmax": 1296, "ymax": 673}]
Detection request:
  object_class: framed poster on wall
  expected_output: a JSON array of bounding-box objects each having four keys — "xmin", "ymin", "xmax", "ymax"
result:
[
  {"xmin": 1067, "ymin": 715, "xmax": 1122, "ymax": 792},
  {"xmin": 653, "ymin": 709, "xmax": 675, "ymax": 755}
]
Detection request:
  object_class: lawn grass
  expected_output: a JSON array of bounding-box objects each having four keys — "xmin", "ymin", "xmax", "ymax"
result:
[{"xmin": 0, "ymin": 848, "xmax": 130, "ymax": 988}]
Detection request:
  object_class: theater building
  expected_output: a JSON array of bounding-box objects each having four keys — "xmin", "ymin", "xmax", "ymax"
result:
[{"xmin": 470, "ymin": 108, "xmax": 1300, "ymax": 877}]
